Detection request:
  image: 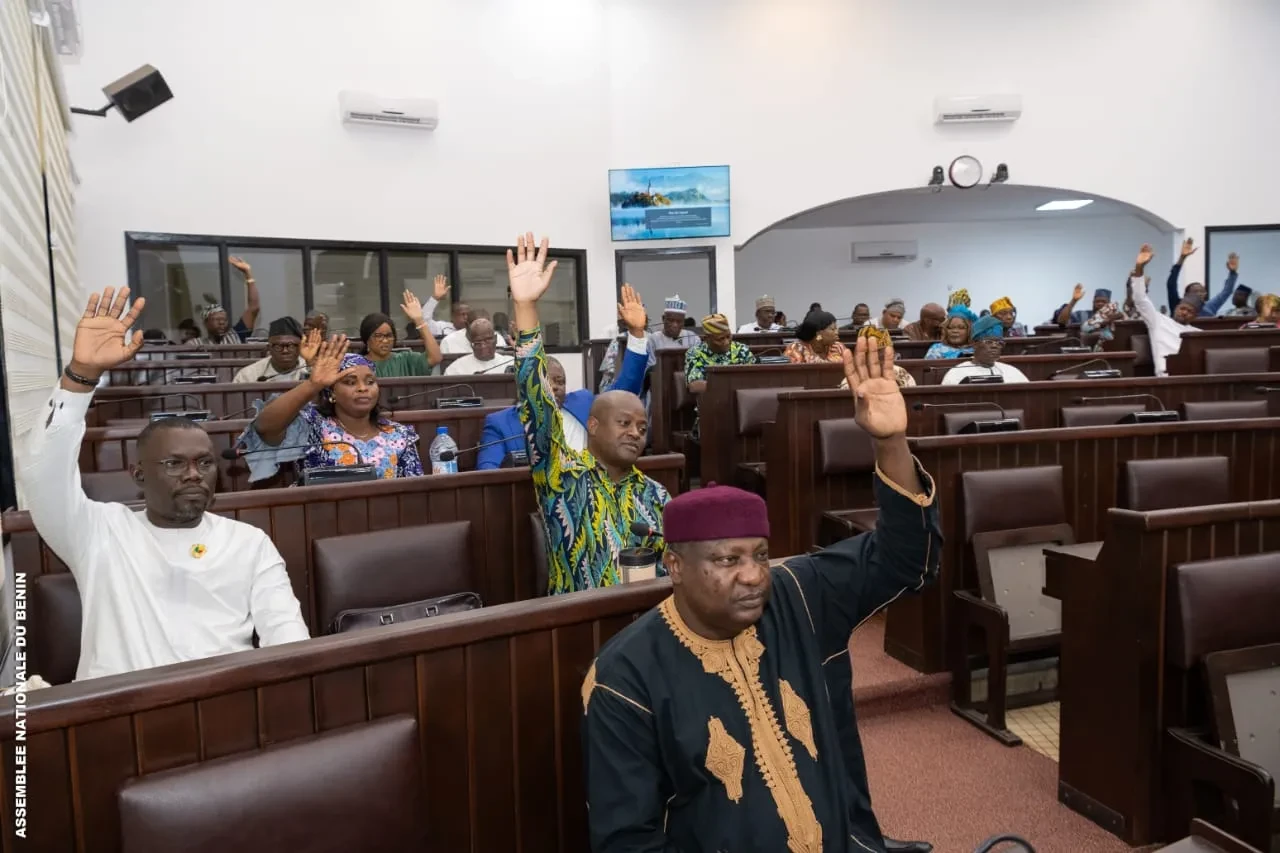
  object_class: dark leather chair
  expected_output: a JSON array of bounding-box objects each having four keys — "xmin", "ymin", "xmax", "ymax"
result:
[
  {"xmin": 814, "ymin": 419, "xmax": 880, "ymax": 546},
  {"xmin": 1059, "ymin": 403, "xmax": 1146, "ymax": 427},
  {"xmin": 673, "ymin": 371, "xmax": 695, "ymax": 412},
  {"xmin": 530, "ymin": 511, "xmax": 549, "ymax": 597},
  {"xmin": 118, "ymin": 715, "xmax": 427, "ymax": 853},
  {"xmin": 1131, "ymin": 333, "xmax": 1153, "ymax": 371},
  {"xmin": 952, "ymin": 466, "xmax": 1068, "ymax": 744},
  {"xmin": 1163, "ymin": 553, "xmax": 1280, "ymax": 851},
  {"xmin": 735, "ymin": 386, "xmax": 804, "ymax": 437},
  {"xmin": 29, "ymin": 573, "xmax": 82, "ymax": 684},
  {"xmin": 312, "ymin": 521, "xmax": 473, "ymax": 633},
  {"xmin": 1204, "ymin": 347, "xmax": 1270, "ymax": 375},
  {"xmin": 1180, "ymin": 399, "xmax": 1270, "ymax": 421},
  {"xmin": 941, "ymin": 408, "xmax": 1024, "ymax": 435},
  {"xmin": 1123, "ymin": 457, "xmax": 1230, "ymax": 512},
  {"xmin": 80, "ymin": 470, "xmax": 144, "ymax": 503}
]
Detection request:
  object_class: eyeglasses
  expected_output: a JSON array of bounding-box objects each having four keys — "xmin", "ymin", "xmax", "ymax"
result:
[
  {"xmin": 369, "ymin": 332, "xmax": 396, "ymax": 341},
  {"xmin": 158, "ymin": 458, "xmax": 218, "ymax": 476},
  {"xmin": 268, "ymin": 342, "xmax": 300, "ymax": 353}
]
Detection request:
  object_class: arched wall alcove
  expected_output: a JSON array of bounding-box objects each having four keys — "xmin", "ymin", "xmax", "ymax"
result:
[{"xmin": 735, "ymin": 185, "xmax": 1178, "ymax": 331}]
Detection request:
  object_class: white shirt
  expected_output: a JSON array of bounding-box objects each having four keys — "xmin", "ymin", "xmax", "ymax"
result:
[
  {"xmin": 232, "ymin": 355, "xmax": 309, "ymax": 384},
  {"xmin": 561, "ymin": 409, "xmax": 588, "ymax": 451},
  {"xmin": 19, "ymin": 388, "xmax": 310, "ymax": 681},
  {"xmin": 940, "ymin": 361, "xmax": 1031, "ymax": 385},
  {"xmin": 444, "ymin": 352, "xmax": 515, "ymax": 376},
  {"xmin": 440, "ymin": 328, "xmax": 510, "ymax": 354},
  {"xmin": 1129, "ymin": 274, "xmax": 1194, "ymax": 376},
  {"xmin": 737, "ymin": 322, "xmax": 781, "ymax": 333},
  {"xmin": 419, "ymin": 297, "xmax": 456, "ymax": 338},
  {"xmin": 648, "ymin": 329, "xmax": 701, "ymax": 350}
]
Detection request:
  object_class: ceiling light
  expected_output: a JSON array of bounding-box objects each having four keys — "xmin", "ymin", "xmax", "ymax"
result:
[{"xmin": 1036, "ymin": 199, "xmax": 1094, "ymax": 212}]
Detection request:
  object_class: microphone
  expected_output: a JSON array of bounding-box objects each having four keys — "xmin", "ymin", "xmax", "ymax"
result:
[
  {"xmin": 217, "ymin": 405, "xmax": 263, "ymax": 421},
  {"xmin": 1048, "ymin": 358, "xmax": 1123, "ymax": 380},
  {"xmin": 221, "ymin": 440, "xmax": 366, "ymax": 466},
  {"xmin": 752, "ymin": 346, "xmax": 790, "ymax": 365},
  {"xmin": 94, "ymin": 392, "xmax": 205, "ymax": 409},
  {"xmin": 972, "ymin": 835, "xmax": 1036, "ymax": 853},
  {"xmin": 436, "ymin": 435, "xmax": 524, "ymax": 464},
  {"xmin": 912, "ymin": 401, "xmax": 1019, "ymax": 434},
  {"xmin": 1070, "ymin": 394, "xmax": 1179, "ymax": 423},
  {"xmin": 629, "ymin": 520, "xmax": 661, "ymax": 539},
  {"xmin": 473, "ymin": 355, "xmax": 517, "ymax": 374},
  {"xmin": 912, "ymin": 401, "xmax": 1007, "ymax": 417},
  {"xmin": 387, "ymin": 384, "xmax": 478, "ymax": 409},
  {"xmin": 222, "ymin": 441, "xmax": 378, "ymax": 485},
  {"xmin": 1256, "ymin": 386, "xmax": 1280, "ymax": 394},
  {"xmin": 1025, "ymin": 336, "xmax": 1081, "ymax": 352},
  {"xmin": 93, "ymin": 392, "xmax": 212, "ymax": 421}
]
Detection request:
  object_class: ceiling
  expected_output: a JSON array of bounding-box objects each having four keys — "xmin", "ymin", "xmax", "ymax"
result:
[{"xmin": 773, "ymin": 185, "xmax": 1171, "ymax": 231}]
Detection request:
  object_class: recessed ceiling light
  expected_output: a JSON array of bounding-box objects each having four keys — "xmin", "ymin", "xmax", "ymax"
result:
[{"xmin": 1036, "ymin": 199, "xmax": 1094, "ymax": 212}]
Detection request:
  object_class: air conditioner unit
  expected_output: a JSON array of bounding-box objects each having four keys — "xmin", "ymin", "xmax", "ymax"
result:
[
  {"xmin": 339, "ymin": 91, "xmax": 439, "ymax": 131},
  {"xmin": 934, "ymin": 94, "xmax": 1022, "ymax": 124},
  {"xmin": 851, "ymin": 241, "xmax": 918, "ymax": 262}
]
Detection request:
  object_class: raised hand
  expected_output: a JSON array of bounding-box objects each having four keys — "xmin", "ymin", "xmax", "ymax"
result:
[
  {"xmin": 1180, "ymin": 238, "xmax": 1197, "ymax": 260},
  {"xmin": 507, "ymin": 232, "xmax": 559, "ymax": 305},
  {"xmin": 1227, "ymin": 252, "xmax": 1239, "ymax": 273},
  {"xmin": 306, "ymin": 335, "xmax": 352, "ymax": 388},
  {"xmin": 841, "ymin": 336, "xmax": 907, "ymax": 440},
  {"xmin": 1072, "ymin": 283, "xmax": 1085, "ymax": 301},
  {"xmin": 617, "ymin": 284, "xmax": 648, "ymax": 335},
  {"xmin": 71, "ymin": 288, "xmax": 147, "ymax": 374},
  {"xmin": 229, "ymin": 256, "xmax": 253, "ymax": 278},
  {"xmin": 1135, "ymin": 243, "xmax": 1155, "ymax": 271},
  {"xmin": 432, "ymin": 274, "xmax": 450, "ymax": 301},
  {"xmin": 400, "ymin": 290, "xmax": 426, "ymax": 327},
  {"xmin": 299, "ymin": 327, "xmax": 322, "ymax": 363}
]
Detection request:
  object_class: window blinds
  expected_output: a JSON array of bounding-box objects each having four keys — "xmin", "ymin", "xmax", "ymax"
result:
[{"xmin": 0, "ymin": 0, "xmax": 77, "ymax": 501}]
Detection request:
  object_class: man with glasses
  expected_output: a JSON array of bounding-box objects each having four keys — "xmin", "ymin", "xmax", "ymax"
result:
[
  {"xmin": 233, "ymin": 317, "xmax": 313, "ymax": 383},
  {"xmin": 444, "ymin": 316, "xmax": 514, "ymax": 375},
  {"xmin": 18, "ymin": 287, "xmax": 309, "ymax": 681},
  {"xmin": 940, "ymin": 314, "xmax": 1030, "ymax": 385}
]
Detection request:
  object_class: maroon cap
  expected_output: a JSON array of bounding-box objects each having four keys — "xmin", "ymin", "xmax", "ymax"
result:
[{"xmin": 662, "ymin": 483, "xmax": 770, "ymax": 544}]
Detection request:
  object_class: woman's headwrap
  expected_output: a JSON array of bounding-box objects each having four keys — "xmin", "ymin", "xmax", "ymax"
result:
[
  {"xmin": 946, "ymin": 304, "xmax": 978, "ymax": 324},
  {"xmin": 319, "ymin": 353, "xmax": 376, "ymax": 405},
  {"xmin": 701, "ymin": 313, "xmax": 731, "ymax": 334},
  {"xmin": 947, "ymin": 289, "xmax": 971, "ymax": 309},
  {"xmin": 857, "ymin": 324, "xmax": 893, "ymax": 348},
  {"xmin": 971, "ymin": 314, "xmax": 1004, "ymax": 341}
]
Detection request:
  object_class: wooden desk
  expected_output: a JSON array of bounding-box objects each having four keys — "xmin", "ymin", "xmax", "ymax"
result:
[
  {"xmin": 1042, "ymin": 541, "xmax": 1103, "ymax": 599},
  {"xmin": 1165, "ymin": 327, "xmax": 1280, "ymax": 375}
]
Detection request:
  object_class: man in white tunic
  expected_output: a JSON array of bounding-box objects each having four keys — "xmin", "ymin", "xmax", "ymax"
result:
[
  {"xmin": 1129, "ymin": 243, "xmax": 1202, "ymax": 376},
  {"xmin": 18, "ymin": 287, "xmax": 310, "ymax": 681},
  {"xmin": 940, "ymin": 315, "xmax": 1030, "ymax": 385}
]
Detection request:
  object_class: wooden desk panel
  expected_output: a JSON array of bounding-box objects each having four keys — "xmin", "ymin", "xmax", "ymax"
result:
[{"xmin": 1165, "ymin": 327, "xmax": 1280, "ymax": 375}]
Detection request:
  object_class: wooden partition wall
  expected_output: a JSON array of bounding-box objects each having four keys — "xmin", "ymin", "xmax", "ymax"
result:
[
  {"xmin": 4, "ymin": 455, "xmax": 685, "ymax": 631},
  {"xmin": 0, "ymin": 581, "xmax": 672, "ymax": 853},
  {"xmin": 105, "ymin": 352, "xmax": 477, "ymax": 385},
  {"xmin": 86, "ymin": 374, "xmax": 516, "ymax": 424},
  {"xmin": 1165, "ymin": 327, "xmax": 1280, "ymax": 374},
  {"xmin": 78, "ymin": 407, "xmax": 505, "ymax": 492},
  {"xmin": 1056, "ymin": 501, "xmax": 1280, "ymax": 846}
]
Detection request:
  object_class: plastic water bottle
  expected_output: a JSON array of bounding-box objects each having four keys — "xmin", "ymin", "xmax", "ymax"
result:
[{"xmin": 428, "ymin": 426, "xmax": 459, "ymax": 475}]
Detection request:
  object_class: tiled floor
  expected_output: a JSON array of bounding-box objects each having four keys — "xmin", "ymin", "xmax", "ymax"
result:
[{"xmin": 1007, "ymin": 701, "xmax": 1060, "ymax": 761}]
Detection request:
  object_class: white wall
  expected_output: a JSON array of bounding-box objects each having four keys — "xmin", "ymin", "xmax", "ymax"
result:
[
  {"xmin": 59, "ymin": 0, "xmax": 1280, "ymax": 392},
  {"xmin": 1206, "ymin": 230, "xmax": 1280, "ymax": 298},
  {"xmin": 736, "ymin": 215, "xmax": 1169, "ymax": 330}
]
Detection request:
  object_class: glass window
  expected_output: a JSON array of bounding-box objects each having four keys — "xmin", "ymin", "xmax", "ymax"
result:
[
  {"xmin": 311, "ymin": 250, "xmax": 383, "ymax": 337},
  {"xmin": 387, "ymin": 252, "xmax": 451, "ymax": 338},
  {"xmin": 457, "ymin": 253, "xmax": 580, "ymax": 347},
  {"xmin": 225, "ymin": 246, "xmax": 306, "ymax": 336},
  {"xmin": 133, "ymin": 244, "xmax": 221, "ymax": 343}
]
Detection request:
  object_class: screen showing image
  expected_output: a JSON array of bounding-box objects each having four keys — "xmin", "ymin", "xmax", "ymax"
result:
[{"xmin": 609, "ymin": 165, "xmax": 730, "ymax": 241}]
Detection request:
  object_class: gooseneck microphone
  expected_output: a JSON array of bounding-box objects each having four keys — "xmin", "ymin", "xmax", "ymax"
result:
[
  {"xmin": 1048, "ymin": 358, "xmax": 1122, "ymax": 379},
  {"xmin": 1070, "ymin": 393, "xmax": 1167, "ymax": 411},
  {"xmin": 972, "ymin": 835, "xmax": 1036, "ymax": 853},
  {"xmin": 1027, "ymin": 336, "xmax": 1081, "ymax": 352},
  {"xmin": 437, "ymin": 436, "xmax": 521, "ymax": 463},
  {"xmin": 1256, "ymin": 385, "xmax": 1280, "ymax": 394},
  {"xmin": 912, "ymin": 401, "xmax": 1019, "ymax": 434},
  {"xmin": 222, "ymin": 439, "xmax": 367, "ymax": 467},
  {"xmin": 216, "ymin": 405, "xmax": 263, "ymax": 421},
  {"xmin": 387, "ymin": 384, "xmax": 478, "ymax": 408},
  {"xmin": 629, "ymin": 520, "xmax": 661, "ymax": 539},
  {"xmin": 1071, "ymin": 394, "xmax": 1179, "ymax": 423},
  {"xmin": 222, "ymin": 440, "xmax": 377, "ymax": 485},
  {"xmin": 912, "ymin": 401, "xmax": 1008, "ymax": 417}
]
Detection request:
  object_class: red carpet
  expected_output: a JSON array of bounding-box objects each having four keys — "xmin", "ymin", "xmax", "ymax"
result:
[{"xmin": 849, "ymin": 616, "xmax": 1135, "ymax": 853}]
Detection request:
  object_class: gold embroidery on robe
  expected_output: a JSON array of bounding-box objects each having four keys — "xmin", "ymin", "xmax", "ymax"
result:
[
  {"xmin": 581, "ymin": 661, "xmax": 597, "ymax": 714},
  {"xmin": 705, "ymin": 717, "xmax": 746, "ymax": 802},
  {"xmin": 659, "ymin": 597, "xmax": 822, "ymax": 853},
  {"xmin": 779, "ymin": 680, "xmax": 817, "ymax": 761}
]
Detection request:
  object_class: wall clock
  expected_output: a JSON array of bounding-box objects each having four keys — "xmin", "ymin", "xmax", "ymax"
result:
[{"xmin": 948, "ymin": 155, "xmax": 983, "ymax": 189}]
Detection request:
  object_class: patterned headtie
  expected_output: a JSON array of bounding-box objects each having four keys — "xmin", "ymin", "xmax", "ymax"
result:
[
  {"xmin": 857, "ymin": 324, "xmax": 892, "ymax": 348},
  {"xmin": 948, "ymin": 289, "xmax": 971, "ymax": 309},
  {"xmin": 200, "ymin": 303, "xmax": 227, "ymax": 320},
  {"xmin": 990, "ymin": 296, "xmax": 1015, "ymax": 314},
  {"xmin": 702, "ymin": 313, "xmax": 730, "ymax": 334},
  {"xmin": 319, "ymin": 354, "xmax": 376, "ymax": 404}
]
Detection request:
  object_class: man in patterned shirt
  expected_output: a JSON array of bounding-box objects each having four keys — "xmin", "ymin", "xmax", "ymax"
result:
[
  {"xmin": 684, "ymin": 313, "xmax": 758, "ymax": 438},
  {"xmin": 510, "ymin": 232, "xmax": 670, "ymax": 595}
]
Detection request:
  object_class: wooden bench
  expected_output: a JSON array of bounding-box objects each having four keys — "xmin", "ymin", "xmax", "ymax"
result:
[{"xmin": 4, "ymin": 454, "xmax": 685, "ymax": 632}]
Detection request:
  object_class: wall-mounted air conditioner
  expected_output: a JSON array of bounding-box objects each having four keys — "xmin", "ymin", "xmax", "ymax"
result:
[
  {"xmin": 339, "ymin": 91, "xmax": 439, "ymax": 131},
  {"xmin": 934, "ymin": 94, "xmax": 1022, "ymax": 124},
  {"xmin": 852, "ymin": 241, "xmax": 918, "ymax": 262}
]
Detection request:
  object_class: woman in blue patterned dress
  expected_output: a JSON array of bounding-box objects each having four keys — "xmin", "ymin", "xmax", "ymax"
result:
[
  {"xmin": 245, "ymin": 335, "xmax": 424, "ymax": 480},
  {"xmin": 925, "ymin": 308, "xmax": 975, "ymax": 359}
]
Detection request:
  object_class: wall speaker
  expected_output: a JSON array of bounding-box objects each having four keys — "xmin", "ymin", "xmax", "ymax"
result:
[{"xmin": 102, "ymin": 65, "xmax": 172, "ymax": 122}]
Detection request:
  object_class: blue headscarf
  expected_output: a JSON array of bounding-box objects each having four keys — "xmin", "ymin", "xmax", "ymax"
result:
[
  {"xmin": 319, "ymin": 353, "xmax": 376, "ymax": 405},
  {"xmin": 971, "ymin": 314, "xmax": 1004, "ymax": 341},
  {"xmin": 947, "ymin": 304, "xmax": 978, "ymax": 324}
]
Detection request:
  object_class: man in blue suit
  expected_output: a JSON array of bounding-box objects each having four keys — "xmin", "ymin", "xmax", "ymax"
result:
[{"xmin": 477, "ymin": 285, "xmax": 652, "ymax": 469}]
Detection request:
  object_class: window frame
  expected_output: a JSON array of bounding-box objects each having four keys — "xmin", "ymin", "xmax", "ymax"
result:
[{"xmin": 124, "ymin": 232, "xmax": 590, "ymax": 351}]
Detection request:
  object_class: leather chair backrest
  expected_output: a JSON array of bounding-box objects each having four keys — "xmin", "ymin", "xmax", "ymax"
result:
[
  {"xmin": 1059, "ymin": 404, "xmax": 1145, "ymax": 427},
  {"xmin": 961, "ymin": 466, "xmax": 1066, "ymax": 541},
  {"xmin": 673, "ymin": 372, "xmax": 694, "ymax": 411},
  {"xmin": 313, "ymin": 521, "xmax": 472, "ymax": 632},
  {"xmin": 1179, "ymin": 399, "xmax": 1270, "ymax": 421},
  {"xmin": 1123, "ymin": 457, "xmax": 1230, "ymax": 512},
  {"xmin": 530, "ymin": 511, "xmax": 549, "ymax": 597},
  {"xmin": 30, "ymin": 573, "xmax": 82, "ymax": 685},
  {"xmin": 1130, "ymin": 333, "xmax": 1152, "ymax": 367},
  {"xmin": 1167, "ymin": 552, "xmax": 1280, "ymax": 669},
  {"xmin": 816, "ymin": 418, "xmax": 875, "ymax": 475},
  {"xmin": 941, "ymin": 408, "xmax": 1024, "ymax": 435},
  {"xmin": 735, "ymin": 386, "xmax": 803, "ymax": 437},
  {"xmin": 80, "ymin": 470, "xmax": 144, "ymax": 503},
  {"xmin": 1203, "ymin": 347, "xmax": 1269, "ymax": 375},
  {"xmin": 119, "ymin": 715, "xmax": 426, "ymax": 853}
]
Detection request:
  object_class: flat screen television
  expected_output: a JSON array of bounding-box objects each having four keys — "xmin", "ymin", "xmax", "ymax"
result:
[{"xmin": 609, "ymin": 165, "xmax": 730, "ymax": 241}]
